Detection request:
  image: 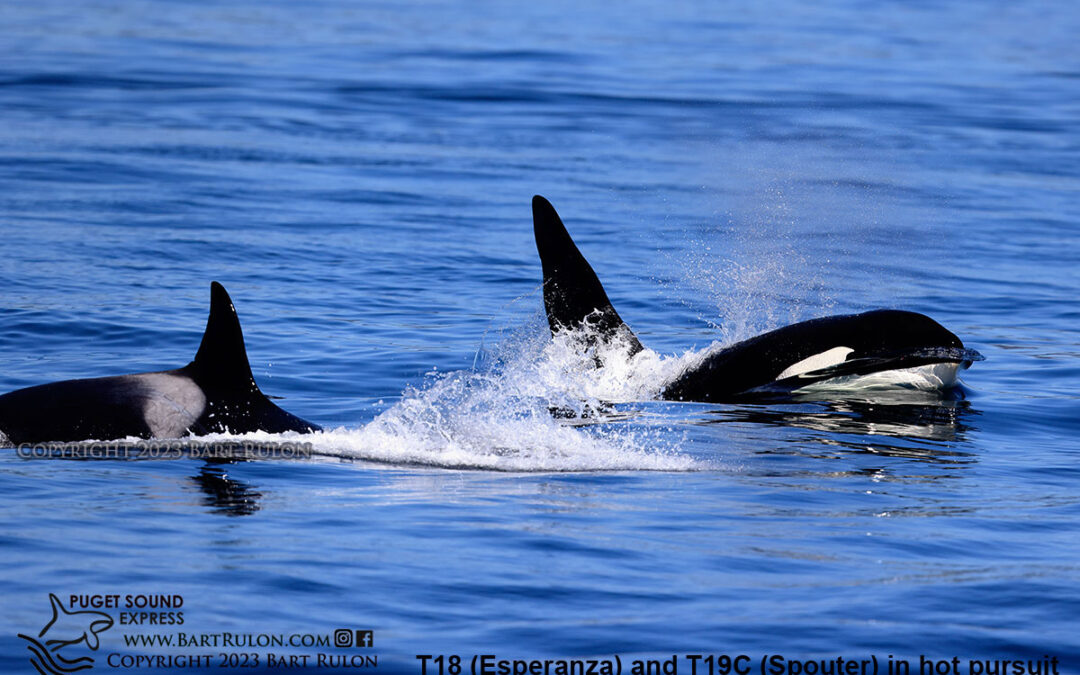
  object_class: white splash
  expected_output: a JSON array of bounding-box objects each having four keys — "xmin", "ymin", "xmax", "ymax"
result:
[{"xmin": 293, "ymin": 323, "xmax": 701, "ymax": 472}]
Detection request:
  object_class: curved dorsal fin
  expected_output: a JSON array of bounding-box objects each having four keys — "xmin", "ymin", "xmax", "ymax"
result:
[
  {"xmin": 532, "ymin": 195, "xmax": 643, "ymax": 354},
  {"xmin": 190, "ymin": 282, "xmax": 259, "ymax": 393}
]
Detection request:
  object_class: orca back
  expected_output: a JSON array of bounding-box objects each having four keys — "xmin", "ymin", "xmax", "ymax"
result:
[
  {"xmin": 0, "ymin": 376, "xmax": 154, "ymax": 444},
  {"xmin": 0, "ymin": 282, "xmax": 319, "ymax": 445}
]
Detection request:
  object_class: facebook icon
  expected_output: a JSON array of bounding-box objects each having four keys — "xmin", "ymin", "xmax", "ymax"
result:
[{"xmin": 355, "ymin": 630, "xmax": 374, "ymax": 648}]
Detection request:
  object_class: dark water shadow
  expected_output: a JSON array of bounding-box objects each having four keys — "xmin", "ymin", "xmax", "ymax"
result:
[
  {"xmin": 189, "ymin": 460, "xmax": 263, "ymax": 517},
  {"xmin": 8, "ymin": 440, "xmax": 280, "ymax": 516},
  {"xmin": 696, "ymin": 390, "xmax": 981, "ymax": 464},
  {"xmin": 716, "ymin": 396, "xmax": 976, "ymax": 440}
]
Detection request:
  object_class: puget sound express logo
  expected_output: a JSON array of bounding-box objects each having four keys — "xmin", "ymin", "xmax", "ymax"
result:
[
  {"xmin": 18, "ymin": 594, "xmax": 115, "ymax": 674},
  {"xmin": 18, "ymin": 593, "xmax": 377, "ymax": 673}
]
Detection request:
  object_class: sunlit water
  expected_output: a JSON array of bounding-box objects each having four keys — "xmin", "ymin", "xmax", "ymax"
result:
[{"xmin": 1, "ymin": 1, "xmax": 1078, "ymax": 673}]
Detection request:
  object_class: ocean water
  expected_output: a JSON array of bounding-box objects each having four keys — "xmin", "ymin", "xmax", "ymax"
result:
[{"xmin": 1, "ymin": 1, "xmax": 1079, "ymax": 673}]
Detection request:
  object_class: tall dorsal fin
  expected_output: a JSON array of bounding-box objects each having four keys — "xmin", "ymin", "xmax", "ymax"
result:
[
  {"xmin": 532, "ymin": 195, "xmax": 643, "ymax": 355},
  {"xmin": 190, "ymin": 282, "xmax": 259, "ymax": 393}
]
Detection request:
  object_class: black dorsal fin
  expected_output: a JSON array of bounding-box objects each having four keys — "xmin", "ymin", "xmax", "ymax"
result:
[
  {"xmin": 190, "ymin": 282, "xmax": 259, "ymax": 393},
  {"xmin": 532, "ymin": 195, "xmax": 643, "ymax": 355}
]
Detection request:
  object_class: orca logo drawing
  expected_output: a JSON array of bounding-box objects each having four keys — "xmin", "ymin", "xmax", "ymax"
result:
[{"xmin": 17, "ymin": 594, "xmax": 114, "ymax": 674}]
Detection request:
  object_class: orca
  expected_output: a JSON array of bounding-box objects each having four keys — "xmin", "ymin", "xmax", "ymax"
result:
[
  {"xmin": 0, "ymin": 282, "xmax": 320, "ymax": 445},
  {"xmin": 531, "ymin": 195, "xmax": 982, "ymax": 402}
]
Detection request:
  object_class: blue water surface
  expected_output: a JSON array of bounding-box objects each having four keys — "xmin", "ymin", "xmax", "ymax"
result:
[{"xmin": 2, "ymin": 1, "xmax": 1079, "ymax": 673}]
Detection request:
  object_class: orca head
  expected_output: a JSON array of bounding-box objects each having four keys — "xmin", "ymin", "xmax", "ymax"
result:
[
  {"xmin": 181, "ymin": 282, "xmax": 320, "ymax": 435},
  {"xmin": 835, "ymin": 310, "xmax": 982, "ymax": 368},
  {"xmin": 855, "ymin": 309, "xmax": 965, "ymax": 353},
  {"xmin": 761, "ymin": 310, "xmax": 983, "ymax": 393},
  {"xmin": 532, "ymin": 195, "xmax": 643, "ymax": 357}
]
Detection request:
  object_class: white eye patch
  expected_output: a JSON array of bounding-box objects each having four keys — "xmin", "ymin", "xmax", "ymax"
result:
[{"xmin": 776, "ymin": 346, "xmax": 855, "ymax": 380}]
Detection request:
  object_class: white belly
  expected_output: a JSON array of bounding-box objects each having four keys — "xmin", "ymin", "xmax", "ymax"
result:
[{"xmin": 793, "ymin": 362, "xmax": 961, "ymax": 393}]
